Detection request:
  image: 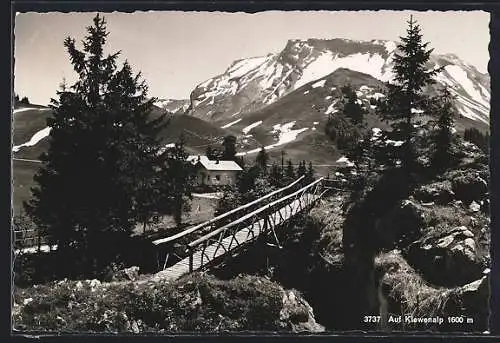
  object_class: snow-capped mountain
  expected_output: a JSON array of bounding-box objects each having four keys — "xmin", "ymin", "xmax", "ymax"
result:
[
  {"xmin": 155, "ymin": 99, "xmax": 190, "ymax": 114},
  {"xmin": 187, "ymin": 38, "xmax": 490, "ymax": 125}
]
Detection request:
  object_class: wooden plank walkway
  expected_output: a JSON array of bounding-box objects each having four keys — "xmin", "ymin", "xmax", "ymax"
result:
[{"xmin": 151, "ymin": 193, "xmax": 318, "ymax": 282}]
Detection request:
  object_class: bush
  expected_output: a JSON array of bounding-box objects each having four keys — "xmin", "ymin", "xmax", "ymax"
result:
[{"xmin": 450, "ymin": 171, "xmax": 488, "ymax": 205}]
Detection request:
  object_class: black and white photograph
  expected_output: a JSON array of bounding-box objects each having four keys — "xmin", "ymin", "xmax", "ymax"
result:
[{"xmin": 11, "ymin": 9, "xmax": 491, "ymax": 334}]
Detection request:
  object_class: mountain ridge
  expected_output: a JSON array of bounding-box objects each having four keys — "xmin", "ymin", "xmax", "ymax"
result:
[{"xmin": 186, "ymin": 38, "xmax": 489, "ymax": 125}]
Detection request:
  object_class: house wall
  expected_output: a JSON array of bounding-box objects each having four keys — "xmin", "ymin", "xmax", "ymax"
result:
[{"xmin": 197, "ymin": 169, "xmax": 238, "ymax": 186}]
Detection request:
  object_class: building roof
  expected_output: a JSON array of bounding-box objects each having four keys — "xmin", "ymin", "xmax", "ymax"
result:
[
  {"xmin": 188, "ymin": 155, "xmax": 242, "ymax": 171},
  {"xmin": 187, "ymin": 155, "xmax": 210, "ymax": 164}
]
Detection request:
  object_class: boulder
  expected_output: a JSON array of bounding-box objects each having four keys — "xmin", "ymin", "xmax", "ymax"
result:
[
  {"xmin": 442, "ymin": 275, "xmax": 490, "ymax": 332},
  {"xmin": 279, "ymin": 290, "xmax": 325, "ymax": 333},
  {"xmin": 413, "ymin": 181, "xmax": 455, "ymax": 205},
  {"xmin": 405, "ymin": 226, "xmax": 484, "ymax": 286},
  {"xmin": 469, "ymin": 201, "xmax": 481, "ymax": 212},
  {"xmin": 451, "ymin": 171, "xmax": 488, "ymax": 205},
  {"xmin": 111, "ymin": 266, "xmax": 140, "ymax": 282}
]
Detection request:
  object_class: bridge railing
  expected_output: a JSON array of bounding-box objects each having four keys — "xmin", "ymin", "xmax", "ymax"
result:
[
  {"xmin": 185, "ymin": 177, "xmax": 328, "ymax": 272},
  {"xmin": 13, "ymin": 228, "xmax": 49, "ymax": 251},
  {"xmin": 152, "ymin": 175, "xmax": 306, "ymax": 269}
]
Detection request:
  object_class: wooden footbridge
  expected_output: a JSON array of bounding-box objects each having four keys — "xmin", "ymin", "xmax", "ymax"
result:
[
  {"xmin": 151, "ymin": 176, "xmax": 330, "ymax": 281},
  {"xmin": 14, "ymin": 175, "xmax": 335, "ymax": 281}
]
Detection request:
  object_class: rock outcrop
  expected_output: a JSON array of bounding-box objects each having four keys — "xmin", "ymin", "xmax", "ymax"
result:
[
  {"xmin": 450, "ymin": 170, "xmax": 488, "ymax": 205},
  {"xmin": 406, "ymin": 226, "xmax": 485, "ymax": 286}
]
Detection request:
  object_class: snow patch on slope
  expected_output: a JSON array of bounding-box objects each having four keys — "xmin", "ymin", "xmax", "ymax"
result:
[
  {"xmin": 311, "ymin": 79, "xmax": 326, "ymax": 88},
  {"xmin": 325, "ymin": 100, "xmax": 339, "ymax": 115},
  {"xmin": 227, "ymin": 56, "xmax": 270, "ymax": 78},
  {"xmin": 242, "ymin": 121, "xmax": 263, "ymax": 134},
  {"xmin": 221, "ymin": 118, "xmax": 242, "ymax": 129},
  {"xmin": 294, "ymin": 51, "xmax": 391, "ymax": 90},
  {"xmin": 13, "ymin": 127, "xmax": 51, "ymax": 152},
  {"xmin": 366, "ymin": 92, "xmax": 386, "ymax": 100},
  {"xmin": 336, "ymin": 156, "xmax": 355, "ymax": 167},
  {"xmin": 13, "ymin": 107, "xmax": 49, "ymax": 115},
  {"xmin": 236, "ymin": 121, "xmax": 308, "ymax": 156},
  {"xmin": 444, "ymin": 65, "xmax": 490, "ymax": 110},
  {"xmin": 384, "ymin": 41, "xmax": 397, "ymax": 54}
]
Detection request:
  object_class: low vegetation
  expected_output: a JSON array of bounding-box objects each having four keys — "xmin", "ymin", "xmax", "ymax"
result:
[{"xmin": 13, "ymin": 273, "xmax": 323, "ymax": 333}]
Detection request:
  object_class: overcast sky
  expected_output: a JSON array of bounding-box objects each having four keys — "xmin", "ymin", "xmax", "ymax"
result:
[{"xmin": 14, "ymin": 10, "xmax": 489, "ymax": 106}]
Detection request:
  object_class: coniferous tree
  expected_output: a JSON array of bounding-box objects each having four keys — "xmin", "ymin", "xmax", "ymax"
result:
[
  {"xmin": 205, "ymin": 145, "xmax": 220, "ymax": 160},
  {"xmin": 255, "ymin": 147, "xmax": 269, "ymax": 174},
  {"xmin": 430, "ymin": 86, "xmax": 457, "ymax": 172},
  {"xmin": 325, "ymin": 115, "xmax": 361, "ymax": 151},
  {"xmin": 236, "ymin": 165, "xmax": 261, "ymax": 194},
  {"xmin": 20, "ymin": 96, "xmax": 30, "ymax": 105},
  {"xmin": 340, "ymin": 84, "xmax": 366, "ymax": 126},
  {"xmin": 378, "ymin": 15, "xmax": 440, "ymax": 172},
  {"xmin": 269, "ymin": 162, "xmax": 282, "ymax": 187},
  {"xmin": 24, "ymin": 14, "xmax": 167, "ymax": 275},
  {"xmin": 305, "ymin": 161, "xmax": 315, "ymax": 184},
  {"xmin": 285, "ymin": 159, "xmax": 295, "ymax": 180},
  {"xmin": 296, "ymin": 160, "xmax": 307, "ymax": 178},
  {"xmin": 464, "ymin": 127, "xmax": 489, "ymax": 155},
  {"xmin": 235, "ymin": 156, "xmax": 245, "ymax": 168},
  {"xmin": 346, "ymin": 131, "xmax": 375, "ymax": 172},
  {"xmin": 163, "ymin": 135, "xmax": 196, "ymax": 227},
  {"xmin": 325, "ymin": 84, "xmax": 366, "ymax": 152},
  {"xmin": 222, "ymin": 135, "xmax": 237, "ymax": 161}
]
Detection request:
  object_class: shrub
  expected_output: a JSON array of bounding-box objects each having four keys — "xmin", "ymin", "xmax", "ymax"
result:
[{"xmin": 451, "ymin": 171, "xmax": 488, "ymax": 205}]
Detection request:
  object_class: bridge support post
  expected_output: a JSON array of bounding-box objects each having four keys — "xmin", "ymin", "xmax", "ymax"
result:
[
  {"xmin": 189, "ymin": 249, "xmax": 194, "ymax": 272},
  {"xmin": 163, "ymin": 253, "xmax": 170, "ymax": 270}
]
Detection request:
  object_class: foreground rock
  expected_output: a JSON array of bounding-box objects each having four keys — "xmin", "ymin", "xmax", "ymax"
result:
[{"xmin": 406, "ymin": 226, "xmax": 486, "ymax": 286}]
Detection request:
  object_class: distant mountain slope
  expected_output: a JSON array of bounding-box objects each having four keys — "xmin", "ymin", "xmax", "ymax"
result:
[
  {"xmin": 186, "ymin": 38, "xmax": 489, "ymax": 125},
  {"xmin": 11, "ymin": 104, "xmax": 233, "ymax": 214},
  {"xmin": 213, "ymin": 67, "xmax": 487, "ymax": 164},
  {"xmin": 155, "ymin": 99, "xmax": 190, "ymax": 114}
]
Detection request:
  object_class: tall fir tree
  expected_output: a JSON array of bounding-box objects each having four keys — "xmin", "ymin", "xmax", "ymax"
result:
[
  {"xmin": 296, "ymin": 160, "xmax": 307, "ymax": 178},
  {"xmin": 305, "ymin": 161, "xmax": 315, "ymax": 184},
  {"xmin": 236, "ymin": 165, "xmax": 261, "ymax": 194},
  {"xmin": 205, "ymin": 145, "xmax": 220, "ymax": 160},
  {"xmin": 269, "ymin": 162, "xmax": 282, "ymax": 187},
  {"xmin": 285, "ymin": 159, "xmax": 295, "ymax": 180},
  {"xmin": 325, "ymin": 84, "xmax": 365, "ymax": 152},
  {"xmin": 325, "ymin": 114, "xmax": 361, "ymax": 151},
  {"xmin": 340, "ymin": 84, "xmax": 366, "ymax": 126},
  {"xmin": 221, "ymin": 135, "xmax": 237, "ymax": 161},
  {"xmin": 378, "ymin": 15, "xmax": 440, "ymax": 172},
  {"xmin": 162, "ymin": 135, "xmax": 196, "ymax": 227},
  {"xmin": 464, "ymin": 127, "xmax": 489, "ymax": 155},
  {"xmin": 24, "ymin": 14, "xmax": 167, "ymax": 275},
  {"xmin": 255, "ymin": 147, "xmax": 269, "ymax": 174},
  {"xmin": 430, "ymin": 86, "xmax": 457, "ymax": 172}
]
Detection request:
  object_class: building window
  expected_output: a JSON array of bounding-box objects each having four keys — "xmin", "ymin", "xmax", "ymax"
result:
[{"xmin": 215, "ymin": 175, "xmax": 221, "ymax": 181}]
